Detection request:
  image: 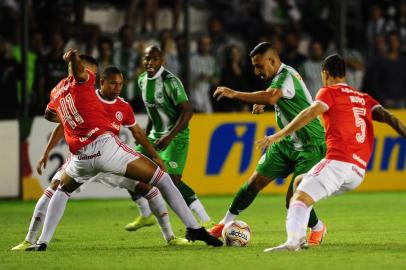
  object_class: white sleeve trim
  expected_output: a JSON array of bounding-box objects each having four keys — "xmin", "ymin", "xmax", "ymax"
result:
[
  {"xmin": 77, "ymin": 69, "xmax": 91, "ymax": 84},
  {"xmin": 123, "ymin": 120, "xmax": 137, "ymax": 128},
  {"xmin": 280, "ymin": 74, "xmax": 295, "ymax": 99},
  {"xmin": 314, "ymin": 100, "xmax": 329, "ymax": 111},
  {"xmin": 371, "ymin": 104, "xmax": 383, "ymax": 112}
]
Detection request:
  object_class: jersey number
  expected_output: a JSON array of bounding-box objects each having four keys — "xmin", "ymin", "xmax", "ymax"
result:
[
  {"xmin": 352, "ymin": 107, "xmax": 366, "ymax": 143},
  {"xmin": 59, "ymin": 93, "xmax": 84, "ymax": 129}
]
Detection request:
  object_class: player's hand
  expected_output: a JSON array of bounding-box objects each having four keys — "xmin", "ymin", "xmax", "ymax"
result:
[
  {"xmin": 255, "ymin": 134, "xmax": 283, "ymax": 151},
  {"xmin": 36, "ymin": 154, "xmax": 48, "ymax": 175},
  {"xmin": 63, "ymin": 48, "xmax": 79, "ymax": 62},
  {"xmin": 152, "ymin": 156, "xmax": 167, "ymax": 172},
  {"xmin": 155, "ymin": 135, "xmax": 173, "ymax": 151},
  {"xmin": 252, "ymin": 104, "xmax": 266, "ymax": 114},
  {"xmin": 213, "ymin": 86, "xmax": 236, "ymax": 101}
]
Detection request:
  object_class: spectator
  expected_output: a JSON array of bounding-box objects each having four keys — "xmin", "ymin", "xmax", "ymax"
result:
[
  {"xmin": 217, "ymin": 45, "xmax": 248, "ymax": 112},
  {"xmin": 281, "ymin": 30, "xmax": 307, "ymax": 70},
  {"xmin": 97, "ymin": 37, "xmax": 114, "ymax": 72},
  {"xmin": 366, "ymin": 4, "xmax": 387, "ymax": 57},
  {"xmin": 0, "ymin": 37, "xmax": 20, "ymax": 119},
  {"xmin": 300, "ymin": 40, "xmax": 324, "ymax": 98},
  {"xmin": 160, "ymin": 29, "xmax": 181, "ymax": 76},
  {"xmin": 190, "ymin": 36, "xmax": 219, "ymax": 113}
]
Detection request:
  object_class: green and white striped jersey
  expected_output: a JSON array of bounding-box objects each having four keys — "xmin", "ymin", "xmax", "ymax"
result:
[
  {"xmin": 270, "ymin": 63, "xmax": 325, "ymax": 150},
  {"xmin": 138, "ymin": 67, "xmax": 189, "ymax": 139}
]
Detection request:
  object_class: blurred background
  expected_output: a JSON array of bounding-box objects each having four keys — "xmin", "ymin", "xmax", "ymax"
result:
[{"xmin": 1, "ymin": 0, "xmax": 406, "ymax": 199}]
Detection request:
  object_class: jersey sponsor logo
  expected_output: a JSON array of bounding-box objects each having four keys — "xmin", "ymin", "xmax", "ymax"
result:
[
  {"xmin": 79, "ymin": 127, "xmax": 100, "ymax": 142},
  {"xmin": 77, "ymin": 151, "xmax": 101, "ymax": 160},
  {"xmin": 349, "ymin": 96, "xmax": 365, "ymax": 105},
  {"xmin": 115, "ymin": 111, "xmax": 123, "ymax": 121},
  {"xmin": 112, "ymin": 122, "xmax": 120, "ymax": 131}
]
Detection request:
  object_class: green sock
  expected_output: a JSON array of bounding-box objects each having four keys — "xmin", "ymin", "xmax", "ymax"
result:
[
  {"xmin": 229, "ymin": 182, "xmax": 258, "ymax": 215},
  {"xmin": 177, "ymin": 180, "xmax": 197, "ymax": 206}
]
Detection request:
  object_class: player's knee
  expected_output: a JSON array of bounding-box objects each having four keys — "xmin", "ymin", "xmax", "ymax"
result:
[
  {"xmin": 293, "ymin": 174, "xmax": 305, "ymax": 191},
  {"xmin": 133, "ymin": 182, "xmax": 152, "ymax": 196},
  {"xmin": 49, "ymin": 180, "xmax": 60, "ymax": 190},
  {"xmin": 249, "ymin": 175, "xmax": 271, "ymax": 192},
  {"xmin": 291, "ymin": 191, "xmax": 314, "ymax": 207}
]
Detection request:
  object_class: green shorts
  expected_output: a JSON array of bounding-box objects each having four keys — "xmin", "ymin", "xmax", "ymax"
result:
[
  {"xmin": 256, "ymin": 140, "xmax": 326, "ymax": 181},
  {"xmin": 135, "ymin": 136, "xmax": 189, "ymax": 176}
]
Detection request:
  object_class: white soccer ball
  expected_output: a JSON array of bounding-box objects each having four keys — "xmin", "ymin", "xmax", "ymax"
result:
[{"xmin": 222, "ymin": 220, "xmax": 251, "ymax": 247}]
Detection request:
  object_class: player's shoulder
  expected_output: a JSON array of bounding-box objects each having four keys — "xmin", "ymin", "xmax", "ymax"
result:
[
  {"xmin": 138, "ymin": 71, "xmax": 148, "ymax": 80},
  {"xmin": 162, "ymin": 69, "xmax": 179, "ymax": 81}
]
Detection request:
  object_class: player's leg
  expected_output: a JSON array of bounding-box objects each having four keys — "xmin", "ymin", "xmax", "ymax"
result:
[
  {"xmin": 290, "ymin": 145, "xmax": 327, "ymax": 245},
  {"xmin": 125, "ymin": 190, "xmax": 156, "ymax": 231},
  {"xmin": 107, "ymin": 136, "xmax": 221, "ymax": 246},
  {"xmin": 26, "ymin": 172, "xmax": 82, "ymax": 251},
  {"xmin": 11, "ymin": 179, "xmax": 60, "ymax": 250},
  {"xmin": 209, "ymin": 143, "xmax": 288, "ymax": 237}
]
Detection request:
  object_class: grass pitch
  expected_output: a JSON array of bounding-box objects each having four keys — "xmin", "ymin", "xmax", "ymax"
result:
[{"xmin": 1, "ymin": 192, "xmax": 406, "ymax": 270}]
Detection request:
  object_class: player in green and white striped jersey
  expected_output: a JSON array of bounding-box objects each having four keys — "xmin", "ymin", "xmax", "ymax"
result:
[
  {"xmin": 210, "ymin": 42, "xmax": 327, "ymax": 246},
  {"xmin": 125, "ymin": 45, "xmax": 214, "ymax": 231}
]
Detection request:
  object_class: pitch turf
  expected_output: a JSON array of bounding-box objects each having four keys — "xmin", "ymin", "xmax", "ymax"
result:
[{"xmin": 1, "ymin": 192, "xmax": 406, "ymax": 270}]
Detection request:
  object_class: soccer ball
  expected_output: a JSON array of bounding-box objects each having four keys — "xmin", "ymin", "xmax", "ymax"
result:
[{"xmin": 222, "ymin": 220, "xmax": 251, "ymax": 247}]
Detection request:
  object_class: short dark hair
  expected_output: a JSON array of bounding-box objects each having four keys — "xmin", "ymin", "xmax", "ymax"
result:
[
  {"xmin": 101, "ymin": 66, "xmax": 122, "ymax": 79},
  {"xmin": 322, "ymin": 54, "xmax": 346, "ymax": 78},
  {"xmin": 79, "ymin": 54, "xmax": 99, "ymax": 67},
  {"xmin": 146, "ymin": 44, "xmax": 162, "ymax": 56},
  {"xmin": 249, "ymin": 42, "xmax": 273, "ymax": 57}
]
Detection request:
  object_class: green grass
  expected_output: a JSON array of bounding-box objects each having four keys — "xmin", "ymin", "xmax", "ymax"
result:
[{"xmin": 1, "ymin": 193, "xmax": 406, "ymax": 270}]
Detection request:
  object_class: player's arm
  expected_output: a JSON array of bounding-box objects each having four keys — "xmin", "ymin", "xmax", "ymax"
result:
[
  {"xmin": 44, "ymin": 108, "xmax": 60, "ymax": 123},
  {"xmin": 63, "ymin": 48, "xmax": 88, "ymax": 82},
  {"xmin": 37, "ymin": 123, "xmax": 64, "ymax": 175},
  {"xmin": 256, "ymin": 102, "xmax": 326, "ymax": 149},
  {"xmin": 155, "ymin": 101, "xmax": 193, "ymax": 150},
  {"xmin": 213, "ymin": 86, "xmax": 283, "ymax": 105},
  {"xmin": 128, "ymin": 124, "xmax": 166, "ymax": 171},
  {"xmin": 372, "ymin": 107, "xmax": 406, "ymax": 137}
]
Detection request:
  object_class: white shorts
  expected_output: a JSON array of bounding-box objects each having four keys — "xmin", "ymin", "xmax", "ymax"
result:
[
  {"xmin": 65, "ymin": 133, "xmax": 141, "ymax": 183},
  {"xmin": 297, "ymin": 159, "xmax": 365, "ymax": 203},
  {"xmin": 53, "ymin": 169, "xmax": 139, "ymax": 192}
]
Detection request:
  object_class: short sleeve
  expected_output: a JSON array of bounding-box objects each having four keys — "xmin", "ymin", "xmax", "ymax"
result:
[
  {"xmin": 166, "ymin": 76, "xmax": 188, "ymax": 105},
  {"xmin": 122, "ymin": 103, "xmax": 136, "ymax": 127},
  {"xmin": 367, "ymin": 94, "xmax": 382, "ymax": 111},
  {"xmin": 46, "ymin": 89, "xmax": 57, "ymax": 112},
  {"xmin": 270, "ymin": 69, "xmax": 295, "ymax": 99},
  {"xmin": 315, "ymin": 87, "xmax": 333, "ymax": 110}
]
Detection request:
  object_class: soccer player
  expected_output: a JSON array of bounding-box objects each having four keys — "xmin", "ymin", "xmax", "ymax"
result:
[
  {"xmin": 125, "ymin": 45, "xmax": 214, "ymax": 231},
  {"xmin": 11, "ymin": 66, "xmax": 190, "ymax": 250},
  {"xmin": 25, "ymin": 49, "xmax": 222, "ymax": 251},
  {"xmin": 262, "ymin": 54, "xmax": 406, "ymax": 252},
  {"xmin": 209, "ymin": 42, "xmax": 326, "ymax": 245}
]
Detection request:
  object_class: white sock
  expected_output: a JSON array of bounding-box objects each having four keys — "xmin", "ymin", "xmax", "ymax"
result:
[
  {"xmin": 311, "ymin": 220, "xmax": 324, "ymax": 232},
  {"xmin": 145, "ymin": 187, "xmax": 174, "ymax": 241},
  {"xmin": 220, "ymin": 210, "xmax": 237, "ymax": 225},
  {"xmin": 135, "ymin": 197, "xmax": 152, "ymax": 217},
  {"xmin": 25, "ymin": 188, "xmax": 55, "ymax": 243},
  {"xmin": 189, "ymin": 199, "xmax": 211, "ymax": 223},
  {"xmin": 286, "ymin": 201, "xmax": 311, "ymax": 246},
  {"xmin": 37, "ymin": 188, "xmax": 70, "ymax": 245},
  {"xmin": 149, "ymin": 168, "xmax": 200, "ymax": 229}
]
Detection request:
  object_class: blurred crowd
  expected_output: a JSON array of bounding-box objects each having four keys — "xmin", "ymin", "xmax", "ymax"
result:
[{"xmin": 1, "ymin": 0, "xmax": 406, "ymax": 119}]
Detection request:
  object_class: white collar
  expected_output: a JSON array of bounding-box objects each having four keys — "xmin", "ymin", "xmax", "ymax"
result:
[
  {"xmin": 96, "ymin": 89, "xmax": 117, "ymax": 104},
  {"xmin": 147, "ymin": 66, "xmax": 165, "ymax": 80},
  {"xmin": 276, "ymin": 63, "xmax": 286, "ymax": 75}
]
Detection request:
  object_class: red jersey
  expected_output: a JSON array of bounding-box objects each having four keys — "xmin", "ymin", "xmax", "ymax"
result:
[
  {"xmin": 315, "ymin": 83, "xmax": 381, "ymax": 169},
  {"xmin": 47, "ymin": 70, "xmax": 116, "ymax": 154},
  {"xmin": 95, "ymin": 89, "xmax": 136, "ymax": 135}
]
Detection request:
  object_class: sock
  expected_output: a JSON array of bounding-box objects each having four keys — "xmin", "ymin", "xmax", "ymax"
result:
[
  {"xmin": 149, "ymin": 168, "xmax": 200, "ymax": 229},
  {"xmin": 37, "ymin": 187, "xmax": 71, "ymax": 245},
  {"xmin": 145, "ymin": 187, "xmax": 173, "ymax": 241},
  {"xmin": 177, "ymin": 180, "xmax": 197, "ymax": 206},
  {"xmin": 189, "ymin": 199, "xmax": 211, "ymax": 223},
  {"xmin": 228, "ymin": 182, "xmax": 258, "ymax": 216},
  {"xmin": 311, "ymin": 219, "xmax": 324, "ymax": 231},
  {"xmin": 135, "ymin": 197, "xmax": 152, "ymax": 217},
  {"xmin": 286, "ymin": 201, "xmax": 311, "ymax": 246},
  {"xmin": 219, "ymin": 210, "xmax": 237, "ymax": 225},
  {"xmin": 25, "ymin": 188, "xmax": 55, "ymax": 243}
]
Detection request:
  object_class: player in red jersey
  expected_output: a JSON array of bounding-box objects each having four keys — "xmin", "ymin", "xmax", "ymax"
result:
[
  {"xmin": 12, "ymin": 66, "xmax": 190, "ymax": 250},
  {"xmin": 259, "ymin": 54, "xmax": 406, "ymax": 252},
  {"xmin": 25, "ymin": 49, "xmax": 222, "ymax": 251}
]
